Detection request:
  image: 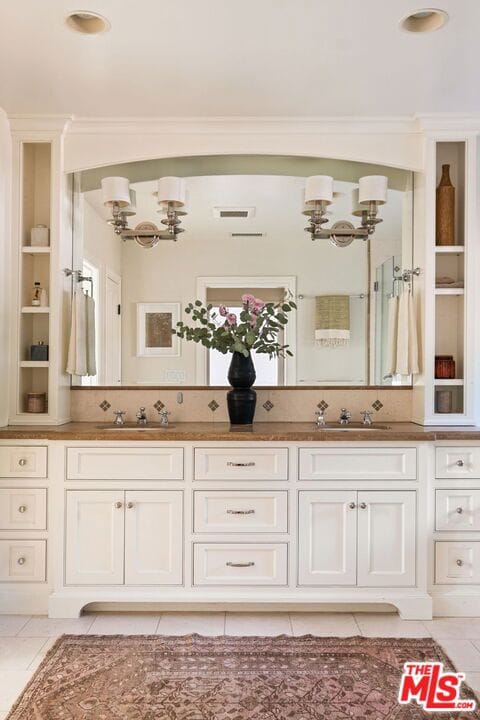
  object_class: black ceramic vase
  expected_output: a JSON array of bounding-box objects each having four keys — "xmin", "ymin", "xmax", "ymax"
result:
[{"xmin": 227, "ymin": 351, "xmax": 257, "ymax": 425}]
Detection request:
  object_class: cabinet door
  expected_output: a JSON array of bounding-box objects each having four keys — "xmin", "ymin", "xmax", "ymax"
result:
[
  {"xmin": 124, "ymin": 491, "xmax": 183, "ymax": 585},
  {"xmin": 357, "ymin": 491, "xmax": 415, "ymax": 587},
  {"xmin": 298, "ymin": 491, "xmax": 357, "ymax": 586},
  {"xmin": 66, "ymin": 490, "xmax": 124, "ymax": 585}
]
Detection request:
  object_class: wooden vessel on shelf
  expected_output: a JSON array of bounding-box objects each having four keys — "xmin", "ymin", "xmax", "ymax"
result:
[{"xmin": 436, "ymin": 163, "xmax": 455, "ymax": 246}]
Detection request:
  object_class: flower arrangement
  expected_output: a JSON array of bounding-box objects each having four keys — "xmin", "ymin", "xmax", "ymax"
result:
[{"xmin": 172, "ymin": 293, "xmax": 297, "ymax": 358}]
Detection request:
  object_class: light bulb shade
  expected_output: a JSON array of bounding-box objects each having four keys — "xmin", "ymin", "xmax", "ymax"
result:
[
  {"xmin": 157, "ymin": 176, "xmax": 186, "ymax": 208},
  {"xmin": 305, "ymin": 175, "xmax": 333, "ymax": 205},
  {"xmin": 351, "ymin": 188, "xmax": 365, "ymax": 217},
  {"xmin": 122, "ymin": 189, "xmax": 137, "ymax": 216},
  {"xmin": 101, "ymin": 176, "xmax": 131, "ymax": 207},
  {"xmin": 358, "ymin": 175, "xmax": 388, "ymax": 205}
]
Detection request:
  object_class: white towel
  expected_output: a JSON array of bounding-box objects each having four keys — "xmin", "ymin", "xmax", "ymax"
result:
[
  {"xmin": 384, "ymin": 296, "xmax": 398, "ymax": 377},
  {"xmin": 66, "ymin": 289, "xmax": 96, "ymax": 377},
  {"xmin": 395, "ymin": 291, "xmax": 419, "ymax": 376}
]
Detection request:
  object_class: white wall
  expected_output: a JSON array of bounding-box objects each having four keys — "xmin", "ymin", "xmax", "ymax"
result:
[
  {"xmin": 83, "ymin": 174, "xmax": 405, "ymax": 386},
  {"xmin": 0, "ymin": 110, "xmax": 11, "ymax": 425}
]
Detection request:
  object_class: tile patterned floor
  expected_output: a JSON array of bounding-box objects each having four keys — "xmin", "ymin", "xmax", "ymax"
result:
[{"xmin": 0, "ymin": 612, "xmax": 479, "ymax": 716}]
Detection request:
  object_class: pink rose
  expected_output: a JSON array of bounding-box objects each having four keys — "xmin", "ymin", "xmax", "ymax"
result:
[
  {"xmin": 250, "ymin": 317, "xmax": 258, "ymax": 327},
  {"xmin": 241, "ymin": 293, "xmax": 256, "ymax": 308},
  {"xmin": 218, "ymin": 305, "xmax": 228, "ymax": 317},
  {"xmin": 226, "ymin": 313, "xmax": 237, "ymax": 326},
  {"xmin": 254, "ymin": 298, "xmax": 265, "ymax": 312}
]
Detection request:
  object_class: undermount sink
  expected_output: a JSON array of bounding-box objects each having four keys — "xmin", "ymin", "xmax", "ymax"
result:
[
  {"xmin": 98, "ymin": 423, "xmax": 175, "ymax": 431},
  {"xmin": 319, "ymin": 423, "xmax": 391, "ymax": 431}
]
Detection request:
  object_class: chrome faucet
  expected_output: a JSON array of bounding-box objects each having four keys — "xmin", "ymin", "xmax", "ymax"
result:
[
  {"xmin": 157, "ymin": 408, "xmax": 171, "ymax": 426},
  {"xmin": 136, "ymin": 407, "xmax": 148, "ymax": 426},
  {"xmin": 113, "ymin": 410, "xmax": 126, "ymax": 426},
  {"xmin": 360, "ymin": 409, "xmax": 373, "ymax": 426},
  {"xmin": 315, "ymin": 409, "xmax": 327, "ymax": 427},
  {"xmin": 338, "ymin": 408, "xmax": 352, "ymax": 425}
]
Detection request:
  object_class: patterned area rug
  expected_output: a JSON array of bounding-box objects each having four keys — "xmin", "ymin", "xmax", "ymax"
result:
[{"xmin": 7, "ymin": 634, "xmax": 479, "ymax": 719}]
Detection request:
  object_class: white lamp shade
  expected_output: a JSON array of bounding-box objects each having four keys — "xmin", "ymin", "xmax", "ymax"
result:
[
  {"xmin": 157, "ymin": 176, "xmax": 186, "ymax": 208},
  {"xmin": 305, "ymin": 175, "xmax": 333, "ymax": 205},
  {"xmin": 122, "ymin": 189, "xmax": 137, "ymax": 216},
  {"xmin": 358, "ymin": 175, "xmax": 388, "ymax": 205},
  {"xmin": 101, "ymin": 176, "xmax": 131, "ymax": 207},
  {"xmin": 351, "ymin": 188, "xmax": 364, "ymax": 217}
]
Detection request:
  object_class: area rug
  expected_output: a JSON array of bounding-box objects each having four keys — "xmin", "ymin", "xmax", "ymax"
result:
[{"xmin": 7, "ymin": 634, "xmax": 479, "ymax": 719}]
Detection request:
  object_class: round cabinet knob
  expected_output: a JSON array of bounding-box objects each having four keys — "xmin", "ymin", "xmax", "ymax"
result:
[
  {"xmin": 359, "ymin": 502, "xmax": 367, "ymax": 509},
  {"xmin": 456, "ymin": 559, "xmax": 464, "ymax": 567},
  {"xmin": 348, "ymin": 502, "xmax": 356, "ymax": 509},
  {"xmin": 18, "ymin": 459, "xmax": 27, "ymax": 467},
  {"xmin": 115, "ymin": 501, "xmax": 123, "ymax": 509},
  {"xmin": 456, "ymin": 507, "xmax": 464, "ymax": 514},
  {"xmin": 18, "ymin": 505, "xmax": 27, "ymax": 514},
  {"xmin": 457, "ymin": 460, "xmax": 465, "ymax": 467},
  {"xmin": 17, "ymin": 557, "xmax": 26, "ymax": 566},
  {"xmin": 127, "ymin": 502, "xmax": 134, "ymax": 509}
]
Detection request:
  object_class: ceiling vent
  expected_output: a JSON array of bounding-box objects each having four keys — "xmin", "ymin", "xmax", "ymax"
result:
[
  {"xmin": 213, "ymin": 207, "xmax": 256, "ymax": 219},
  {"xmin": 229, "ymin": 232, "xmax": 265, "ymax": 239}
]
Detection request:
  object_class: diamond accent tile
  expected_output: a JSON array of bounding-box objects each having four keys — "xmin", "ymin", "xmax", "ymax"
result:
[
  {"xmin": 263, "ymin": 400, "xmax": 274, "ymax": 412},
  {"xmin": 208, "ymin": 400, "xmax": 219, "ymax": 412},
  {"xmin": 153, "ymin": 400, "xmax": 165, "ymax": 412},
  {"xmin": 372, "ymin": 399, "xmax": 384, "ymax": 412},
  {"xmin": 99, "ymin": 400, "xmax": 111, "ymax": 412},
  {"xmin": 317, "ymin": 400, "xmax": 329, "ymax": 411}
]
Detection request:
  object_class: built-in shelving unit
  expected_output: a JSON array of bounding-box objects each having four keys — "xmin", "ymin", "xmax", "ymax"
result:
[{"xmin": 430, "ymin": 140, "xmax": 470, "ymax": 421}]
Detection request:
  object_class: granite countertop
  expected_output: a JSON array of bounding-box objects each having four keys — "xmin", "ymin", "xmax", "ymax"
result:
[{"xmin": 1, "ymin": 421, "xmax": 480, "ymax": 441}]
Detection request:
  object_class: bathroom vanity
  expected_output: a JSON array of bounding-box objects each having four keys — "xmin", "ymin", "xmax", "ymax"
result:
[{"xmin": 1, "ymin": 423, "xmax": 480, "ymax": 620}]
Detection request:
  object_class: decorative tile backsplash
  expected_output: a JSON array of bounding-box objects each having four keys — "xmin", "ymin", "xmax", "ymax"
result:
[{"xmin": 71, "ymin": 388, "xmax": 413, "ymax": 423}]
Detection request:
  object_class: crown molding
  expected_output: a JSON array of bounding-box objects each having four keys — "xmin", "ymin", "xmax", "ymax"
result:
[{"xmin": 8, "ymin": 114, "xmax": 72, "ymax": 134}]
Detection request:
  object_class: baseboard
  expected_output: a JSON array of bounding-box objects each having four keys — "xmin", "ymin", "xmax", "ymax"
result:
[
  {"xmin": 433, "ymin": 594, "xmax": 480, "ymax": 617},
  {"xmin": 0, "ymin": 587, "xmax": 50, "ymax": 614}
]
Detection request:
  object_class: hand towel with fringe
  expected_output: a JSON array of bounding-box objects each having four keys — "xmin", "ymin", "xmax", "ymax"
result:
[
  {"xmin": 395, "ymin": 290, "xmax": 419, "ymax": 376},
  {"xmin": 315, "ymin": 295, "xmax": 350, "ymax": 347},
  {"xmin": 66, "ymin": 289, "xmax": 96, "ymax": 377}
]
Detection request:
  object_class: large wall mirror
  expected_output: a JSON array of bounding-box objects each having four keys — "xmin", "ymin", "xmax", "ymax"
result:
[{"xmin": 70, "ymin": 155, "xmax": 414, "ymax": 388}]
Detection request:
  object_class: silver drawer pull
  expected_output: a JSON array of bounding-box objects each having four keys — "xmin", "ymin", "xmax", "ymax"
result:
[
  {"xmin": 456, "ymin": 460, "xmax": 465, "ymax": 467},
  {"xmin": 359, "ymin": 502, "xmax": 367, "ymax": 509},
  {"xmin": 18, "ymin": 505, "xmax": 27, "ymax": 514},
  {"xmin": 17, "ymin": 557, "xmax": 26, "ymax": 566},
  {"xmin": 227, "ymin": 509, "xmax": 255, "ymax": 515},
  {"xmin": 18, "ymin": 459, "xmax": 27, "ymax": 467},
  {"xmin": 115, "ymin": 501, "xmax": 123, "ymax": 509},
  {"xmin": 127, "ymin": 502, "xmax": 134, "ymax": 509},
  {"xmin": 226, "ymin": 561, "xmax": 255, "ymax": 568},
  {"xmin": 348, "ymin": 502, "xmax": 356, "ymax": 509},
  {"xmin": 456, "ymin": 507, "xmax": 464, "ymax": 514},
  {"xmin": 456, "ymin": 559, "xmax": 464, "ymax": 567},
  {"xmin": 227, "ymin": 462, "xmax": 256, "ymax": 467}
]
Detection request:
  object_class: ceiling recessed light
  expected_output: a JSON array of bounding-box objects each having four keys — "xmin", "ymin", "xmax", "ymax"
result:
[
  {"xmin": 400, "ymin": 8, "xmax": 448, "ymax": 33},
  {"xmin": 65, "ymin": 10, "xmax": 110, "ymax": 35}
]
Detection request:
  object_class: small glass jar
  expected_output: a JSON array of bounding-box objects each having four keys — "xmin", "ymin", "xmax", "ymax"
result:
[{"xmin": 31, "ymin": 282, "xmax": 42, "ymax": 306}]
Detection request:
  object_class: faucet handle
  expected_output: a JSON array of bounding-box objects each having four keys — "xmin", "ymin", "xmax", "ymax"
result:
[
  {"xmin": 136, "ymin": 406, "xmax": 146, "ymax": 417},
  {"xmin": 315, "ymin": 409, "xmax": 326, "ymax": 426},
  {"xmin": 113, "ymin": 410, "xmax": 126, "ymax": 426},
  {"xmin": 360, "ymin": 410, "xmax": 373, "ymax": 426},
  {"xmin": 341, "ymin": 408, "xmax": 351, "ymax": 418},
  {"xmin": 157, "ymin": 408, "xmax": 171, "ymax": 425}
]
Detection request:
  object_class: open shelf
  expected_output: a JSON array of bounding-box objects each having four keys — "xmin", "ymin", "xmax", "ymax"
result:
[
  {"xmin": 21, "ymin": 307, "xmax": 50, "ymax": 314},
  {"xmin": 434, "ymin": 288, "xmax": 464, "ymax": 296},
  {"xmin": 19, "ymin": 361, "xmax": 49, "ymax": 368},
  {"xmin": 22, "ymin": 246, "xmax": 50, "ymax": 255},
  {"xmin": 435, "ymin": 246, "xmax": 464, "ymax": 254},
  {"xmin": 434, "ymin": 378, "xmax": 464, "ymax": 386}
]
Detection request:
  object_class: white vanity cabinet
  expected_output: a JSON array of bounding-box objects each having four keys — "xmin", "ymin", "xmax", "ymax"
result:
[
  {"xmin": 298, "ymin": 490, "xmax": 416, "ymax": 587},
  {"xmin": 65, "ymin": 490, "xmax": 183, "ymax": 586}
]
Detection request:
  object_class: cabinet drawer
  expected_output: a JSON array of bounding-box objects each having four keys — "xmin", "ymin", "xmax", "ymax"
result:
[
  {"xmin": 0, "ymin": 447, "xmax": 47, "ymax": 478},
  {"xmin": 0, "ymin": 489, "xmax": 47, "ymax": 530},
  {"xmin": 194, "ymin": 448, "xmax": 288, "ymax": 481},
  {"xmin": 194, "ymin": 491, "xmax": 288, "ymax": 533},
  {"xmin": 67, "ymin": 447, "xmax": 184, "ymax": 480},
  {"xmin": 0, "ymin": 540, "xmax": 46, "ymax": 582},
  {"xmin": 436, "ymin": 490, "xmax": 480, "ymax": 532},
  {"xmin": 299, "ymin": 447, "xmax": 417, "ymax": 481},
  {"xmin": 436, "ymin": 448, "xmax": 480, "ymax": 479},
  {"xmin": 435, "ymin": 542, "xmax": 480, "ymax": 584},
  {"xmin": 193, "ymin": 543, "xmax": 287, "ymax": 585}
]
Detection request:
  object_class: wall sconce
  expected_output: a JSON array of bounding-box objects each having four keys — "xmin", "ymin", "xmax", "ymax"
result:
[
  {"xmin": 101, "ymin": 175, "xmax": 187, "ymax": 248},
  {"xmin": 304, "ymin": 174, "xmax": 387, "ymax": 247}
]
